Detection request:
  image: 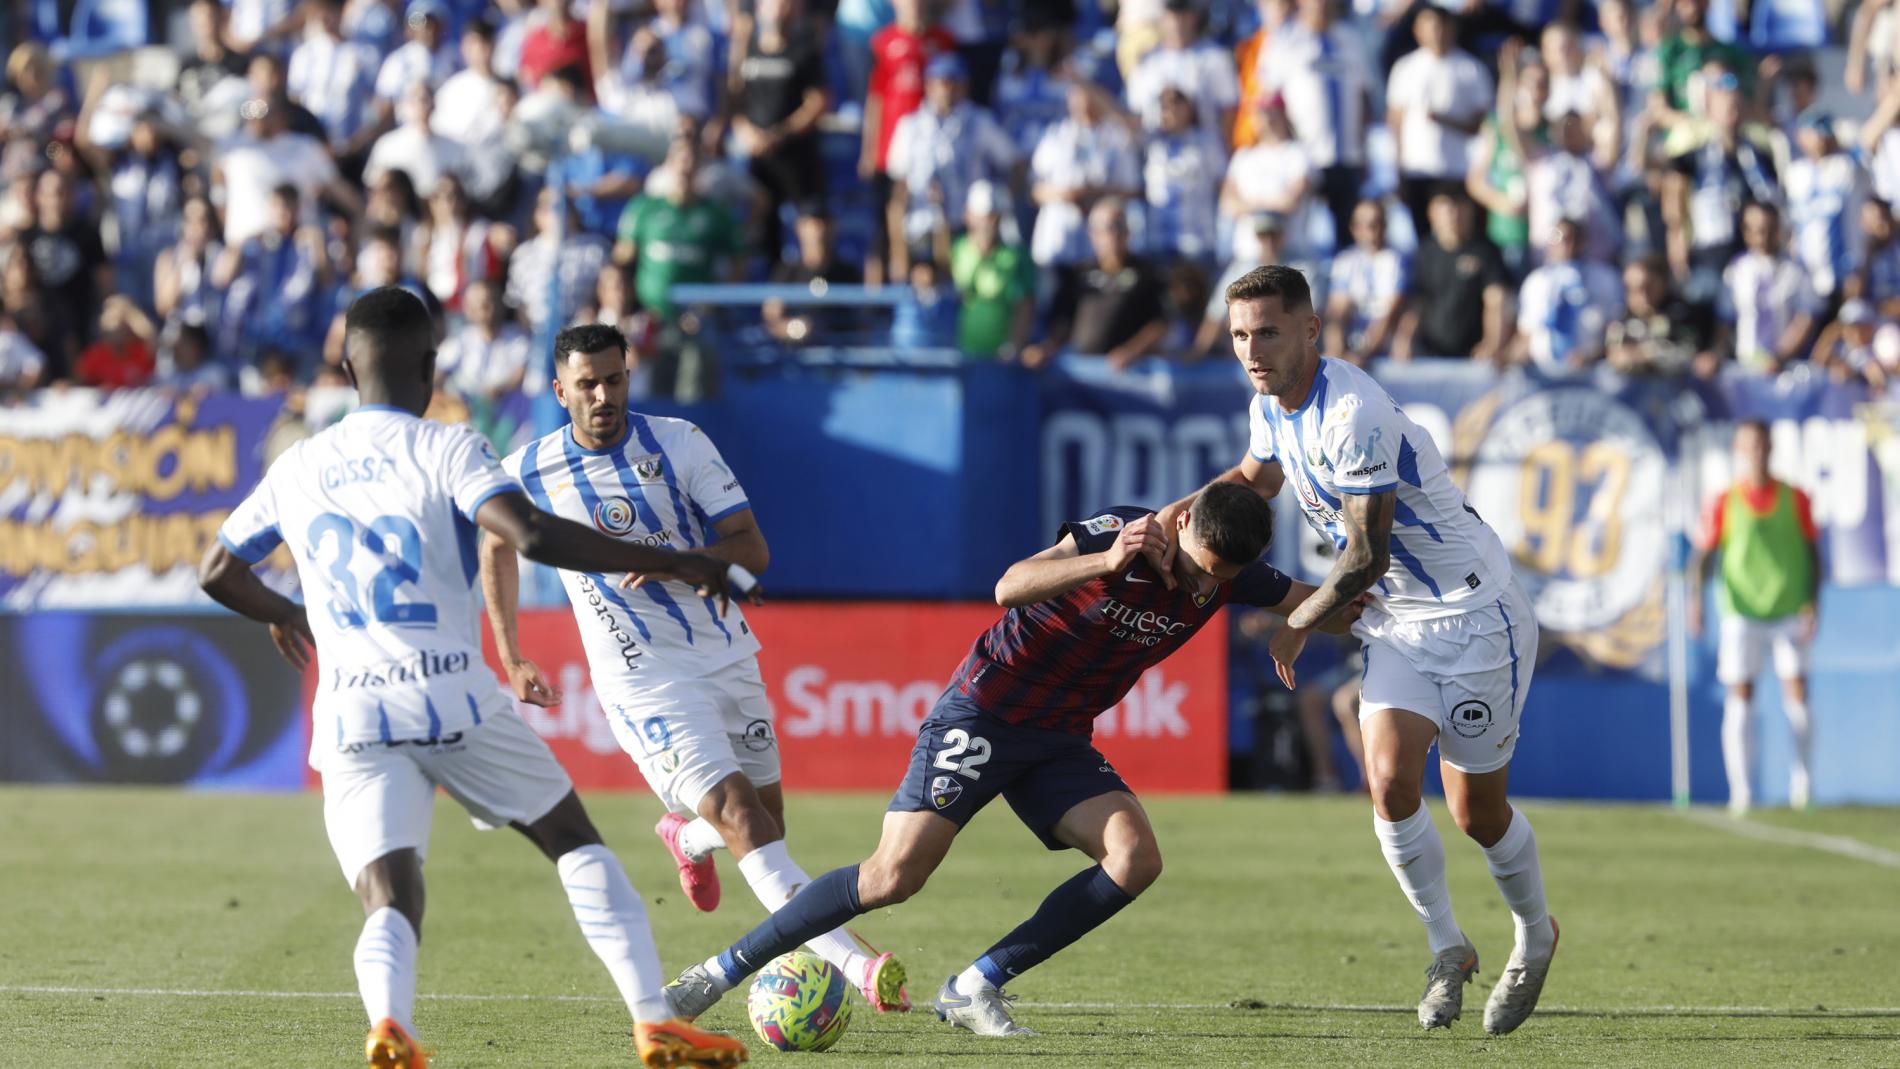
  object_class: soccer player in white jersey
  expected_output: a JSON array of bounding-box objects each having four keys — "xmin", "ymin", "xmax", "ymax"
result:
[
  {"xmin": 1157, "ymin": 265, "xmax": 1558, "ymax": 1035},
  {"xmin": 480, "ymin": 324, "xmax": 911, "ymax": 1014},
  {"xmin": 198, "ymin": 289, "xmax": 749, "ymax": 1069}
]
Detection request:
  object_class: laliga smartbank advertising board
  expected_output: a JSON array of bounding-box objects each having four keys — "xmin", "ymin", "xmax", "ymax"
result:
[{"xmin": 462, "ymin": 603, "xmax": 1230, "ymax": 794}]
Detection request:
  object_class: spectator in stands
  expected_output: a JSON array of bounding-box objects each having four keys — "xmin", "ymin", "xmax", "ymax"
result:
[
  {"xmin": 418, "ymin": 175, "xmax": 497, "ymax": 312},
  {"xmin": 1785, "ymin": 112, "xmax": 1866, "ymax": 311},
  {"xmin": 1231, "ymin": 0, "xmax": 1292, "ymax": 150},
  {"xmin": 766, "ymin": 210, "xmax": 862, "ymax": 343},
  {"xmin": 1858, "ymin": 198, "xmax": 1900, "ymax": 317},
  {"xmin": 247, "ymin": 53, "xmax": 329, "ymax": 141},
  {"xmin": 1849, "ymin": 0, "xmax": 1900, "ymax": 99},
  {"xmin": 435, "ymin": 18, "xmax": 505, "ymax": 143},
  {"xmin": 375, "ymin": 0, "xmax": 456, "ymax": 107},
  {"xmin": 437, "ymin": 277, "xmax": 533, "ymax": 399},
  {"xmin": 288, "ymin": 0, "xmax": 383, "ymax": 160},
  {"xmin": 1386, "ymin": 6, "xmax": 1492, "ymax": 232},
  {"xmin": 1, "ymin": 248, "xmax": 59, "ymax": 379},
  {"xmin": 993, "ymin": 10, "xmax": 1073, "ymax": 157},
  {"xmin": 517, "ymin": 0, "xmax": 591, "ymax": 94},
  {"xmin": 613, "ymin": 135, "xmax": 740, "ymax": 319},
  {"xmin": 1542, "ymin": 23, "xmax": 1619, "ymax": 144},
  {"xmin": 1468, "ymin": 41, "xmax": 1548, "ymax": 278},
  {"xmin": 226, "ymin": 0, "xmax": 300, "ymax": 63},
  {"xmin": 347, "ymin": 0, "xmax": 406, "ymax": 56},
  {"xmin": 1526, "ymin": 110, "xmax": 1621, "ymax": 267},
  {"xmin": 1261, "ymin": 0, "xmax": 1371, "ymax": 251},
  {"xmin": 1222, "ymin": 96, "xmax": 1311, "ymax": 259},
  {"xmin": 1127, "ymin": 0, "xmax": 1238, "ymax": 137},
  {"xmin": 863, "ymin": 0, "xmax": 958, "ymax": 283},
  {"xmin": 154, "ymin": 322, "xmax": 231, "ymax": 392},
  {"xmin": 0, "ymin": 45, "xmax": 71, "ymax": 182},
  {"xmin": 1142, "ymin": 87, "xmax": 1226, "ymax": 265},
  {"xmin": 215, "ymin": 94, "xmax": 360, "ymax": 247},
  {"xmin": 1030, "ymin": 81, "xmax": 1140, "ymax": 273},
  {"xmin": 1719, "ymin": 201, "xmax": 1819, "ymax": 373},
  {"xmin": 574, "ymin": 262, "xmax": 659, "ymax": 397},
  {"xmin": 155, "ymin": 195, "xmax": 225, "ymax": 335},
  {"xmin": 1653, "ymin": 0, "xmax": 1753, "ymax": 122},
  {"xmin": 1025, "ymin": 197, "xmax": 1167, "ymax": 370},
  {"xmin": 947, "ymin": 179, "xmax": 1034, "ymax": 360},
  {"xmin": 365, "ymin": 82, "xmax": 467, "ymax": 198},
  {"xmin": 215, "ymin": 184, "xmax": 333, "ymax": 366},
  {"xmin": 1196, "ymin": 209, "xmax": 1289, "ymax": 356},
  {"xmin": 1325, "ymin": 199, "xmax": 1407, "ymax": 365},
  {"xmin": 885, "ymin": 53, "xmax": 1018, "ymax": 280},
  {"xmin": 650, "ymin": 0, "xmax": 721, "ymax": 123},
  {"xmin": 71, "ymin": 73, "xmax": 187, "ymax": 310},
  {"xmin": 0, "ymin": 312, "xmax": 47, "ymax": 391},
  {"xmin": 890, "ymin": 258, "xmax": 960, "ymax": 349},
  {"xmin": 510, "ymin": 63, "xmax": 591, "ymax": 174},
  {"xmin": 20, "ymin": 169, "xmax": 110, "ymax": 373},
  {"xmin": 1811, "ymin": 300, "xmax": 1886, "ymax": 387},
  {"xmin": 1606, "ymin": 254, "xmax": 1714, "ymax": 376},
  {"xmin": 731, "ymin": 0, "xmax": 831, "ymax": 264},
  {"xmin": 590, "ymin": 6, "xmax": 685, "ymax": 146},
  {"xmin": 361, "ymin": 168, "xmax": 426, "ymax": 275},
  {"xmin": 1390, "ymin": 191, "xmax": 1504, "ymax": 358},
  {"xmin": 179, "ymin": 0, "xmax": 251, "ymax": 121},
  {"xmin": 75, "ymin": 296, "xmax": 158, "ymax": 389},
  {"xmin": 1512, "ymin": 217, "xmax": 1622, "ymax": 370},
  {"xmin": 1664, "ymin": 68, "xmax": 1778, "ymax": 306},
  {"xmin": 512, "ymin": 185, "xmax": 611, "ymax": 334}
]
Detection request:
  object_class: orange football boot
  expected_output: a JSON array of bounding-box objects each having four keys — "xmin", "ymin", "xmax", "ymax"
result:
[
  {"xmin": 635, "ymin": 1019, "xmax": 749, "ymax": 1068},
  {"xmin": 365, "ymin": 1018, "xmax": 429, "ymax": 1068}
]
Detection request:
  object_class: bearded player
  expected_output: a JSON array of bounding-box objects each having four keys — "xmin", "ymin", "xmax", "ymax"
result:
[
  {"xmin": 659, "ymin": 481, "xmax": 1362, "ymax": 1037},
  {"xmin": 1159, "ymin": 265, "xmax": 1557, "ymax": 1034}
]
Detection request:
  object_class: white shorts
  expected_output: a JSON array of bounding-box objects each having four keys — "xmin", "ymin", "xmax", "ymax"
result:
[
  {"xmin": 1717, "ymin": 612, "xmax": 1810, "ymax": 685},
  {"xmin": 315, "ymin": 697, "xmax": 574, "ymax": 888},
  {"xmin": 599, "ymin": 657, "xmax": 780, "ymax": 814},
  {"xmin": 1354, "ymin": 577, "xmax": 1540, "ymax": 774}
]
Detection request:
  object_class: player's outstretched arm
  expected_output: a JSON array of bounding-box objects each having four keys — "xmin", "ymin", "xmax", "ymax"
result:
[
  {"xmin": 995, "ymin": 516, "xmax": 1167, "ymax": 607},
  {"xmin": 474, "ymin": 490, "xmax": 758, "ymax": 612},
  {"xmin": 479, "ymin": 531, "xmax": 562, "ymax": 707},
  {"xmin": 1268, "ymin": 490, "xmax": 1394, "ymax": 688},
  {"xmin": 197, "ymin": 542, "xmax": 314, "ymax": 670},
  {"xmin": 1270, "ymin": 580, "xmax": 1369, "ymax": 637}
]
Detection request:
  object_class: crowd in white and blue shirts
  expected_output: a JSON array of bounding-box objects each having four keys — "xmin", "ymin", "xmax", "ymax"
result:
[{"xmin": 2, "ymin": 0, "xmax": 1899, "ymax": 397}]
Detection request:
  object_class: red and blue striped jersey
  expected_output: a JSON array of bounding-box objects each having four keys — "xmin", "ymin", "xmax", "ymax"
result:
[{"xmin": 947, "ymin": 506, "xmax": 1293, "ymax": 736}]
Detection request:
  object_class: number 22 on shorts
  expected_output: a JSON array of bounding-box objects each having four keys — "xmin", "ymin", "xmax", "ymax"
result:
[{"xmin": 933, "ymin": 728, "xmax": 992, "ymax": 780}]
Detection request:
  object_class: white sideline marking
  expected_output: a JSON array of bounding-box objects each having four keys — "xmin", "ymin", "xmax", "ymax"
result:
[
  {"xmin": 1680, "ymin": 808, "xmax": 1900, "ymax": 869},
  {"xmin": 5, "ymin": 986, "xmax": 1899, "ymax": 1017}
]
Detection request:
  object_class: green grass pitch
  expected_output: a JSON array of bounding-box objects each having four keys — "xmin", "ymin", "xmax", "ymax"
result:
[{"xmin": 3, "ymin": 788, "xmax": 1897, "ymax": 1067}]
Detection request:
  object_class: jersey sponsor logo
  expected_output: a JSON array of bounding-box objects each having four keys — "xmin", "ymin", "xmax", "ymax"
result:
[
  {"xmin": 737, "ymin": 717, "xmax": 776, "ymax": 752},
  {"xmin": 1100, "ymin": 596, "xmax": 1192, "ymax": 647},
  {"xmin": 330, "ymin": 649, "xmax": 472, "ymax": 691},
  {"xmin": 594, "ymin": 496, "xmax": 638, "ymax": 536},
  {"xmin": 1448, "ymin": 699, "xmax": 1493, "ymax": 738},
  {"xmin": 929, "ymin": 774, "xmax": 963, "ymax": 809},
  {"xmin": 576, "ymin": 574, "xmax": 645, "ymax": 672},
  {"xmin": 1083, "ymin": 514, "xmax": 1125, "ymax": 535}
]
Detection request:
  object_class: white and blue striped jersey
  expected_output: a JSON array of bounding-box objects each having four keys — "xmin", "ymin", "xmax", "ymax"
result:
[
  {"xmin": 505, "ymin": 413, "xmax": 760, "ymax": 691},
  {"xmin": 1785, "ymin": 152, "xmax": 1865, "ymax": 299},
  {"xmin": 1247, "ymin": 358, "xmax": 1512, "ymax": 621},
  {"xmin": 218, "ymin": 407, "xmax": 518, "ymax": 747}
]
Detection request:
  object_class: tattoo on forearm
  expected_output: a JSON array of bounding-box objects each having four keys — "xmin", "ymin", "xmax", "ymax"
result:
[{"xmin": 1288, "ymin": 492, "xmax": 1394, "ymax": 630}]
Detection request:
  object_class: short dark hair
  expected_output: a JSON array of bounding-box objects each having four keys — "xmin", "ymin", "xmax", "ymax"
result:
[
  {"xmin": 555, "ymin": 323, "xmax": 628, "ymax": 364},
  {"xmin": 1737, "ymin": 417, "xmax": 1771, "ymax": 440},
  {"xmin": 345, "ymin": 286, "xmax": 434, "ymax": 353},
  {"xmin": 1224, "ymin": 264, "xmax": 1312, "ymax": 312},
  {"xmin": 1189, "ymin": 481, "xmax": 1275, "ymax": 566},
  {"xmin": 269, "ymin": 182, "xmax": 299, "ymax": 205},
  {"xmin": 463, "ymin": 16, "xmax": 496, "ymax": 40}
]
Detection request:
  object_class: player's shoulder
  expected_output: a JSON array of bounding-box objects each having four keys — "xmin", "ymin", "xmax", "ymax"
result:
[
  {"xmin": 1066, "ymin": 505, "xmax": 1152, "ymax": 540},
  {"xmin": 1316, "ymin": 360, "xmax": 1404, "ymax": 449},
  {"xmin": 635, "ymin": 412, "xmax": 708, "ymax": 446}
]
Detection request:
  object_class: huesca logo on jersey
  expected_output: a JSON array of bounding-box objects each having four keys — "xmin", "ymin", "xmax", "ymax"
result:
[{"xmin": 594, "ymin": 496, "xmax": 637, "ymax": 536}]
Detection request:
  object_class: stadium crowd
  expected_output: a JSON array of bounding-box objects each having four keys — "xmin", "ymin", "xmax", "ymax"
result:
[{"xmin": 0, "ymin": 0, "xmax": 1896, "ymax": 400}]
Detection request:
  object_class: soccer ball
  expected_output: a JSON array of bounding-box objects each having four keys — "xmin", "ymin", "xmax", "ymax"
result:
[{"xmin": 745, "ymin": 951, "xmax": 852, "ymax": 1052}]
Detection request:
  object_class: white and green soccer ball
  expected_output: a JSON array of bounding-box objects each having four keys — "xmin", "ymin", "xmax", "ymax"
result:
[{"xmin": 746, "ymin": 951, "xmax": 853, "ymax": 1052}]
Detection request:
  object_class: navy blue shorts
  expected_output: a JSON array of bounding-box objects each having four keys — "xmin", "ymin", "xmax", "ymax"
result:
[{"xmin": 888, "ymin": 693, "xmax": 1132, "ymax": 850}]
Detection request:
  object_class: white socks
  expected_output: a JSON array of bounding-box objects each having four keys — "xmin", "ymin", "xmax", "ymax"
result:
[
  {"xmin": 1785, "ymin": 695, "xmax": 1813, "ymax": 808},
  {"xmin": 678, "ymin": 818, "xmax": 727, "ymax": 862},
  {"xmin": 1374, "ymin": 807, "xmax": 1466, "ymax": 955},
  {"xmin": 557, "ymin": 845, "xmax": 672, "ymax": 1022},
  {"xmin": 955, "ymin": 965, "xmax": 995, "ymax": 995},
  {"xmin": 1480, "ymin": 808, "xmax": 1554, "ymax": 959},
  {"xmin": 737, "ymin": 840, "xmax": 872, "ymax": 984},
  {"xmin": 354, "ymin": 906, "xmax": 418, "ymax": 1033},
  {"xmin": 1723, "ymin": 692, "xmax": 1755, "ymax": 813}
]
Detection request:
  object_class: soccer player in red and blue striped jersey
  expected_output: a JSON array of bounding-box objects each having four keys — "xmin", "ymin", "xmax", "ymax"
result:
[{"xmin": 660, "ymin": 481, "xmax": 1362, "ymax": 1036}]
